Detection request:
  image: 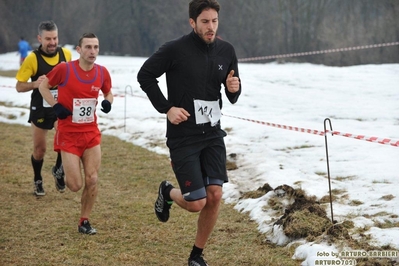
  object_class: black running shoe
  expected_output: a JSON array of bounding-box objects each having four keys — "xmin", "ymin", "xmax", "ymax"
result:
[
  {"xmin": 188, "ymin": 254, "xmax": 208, "ymax": 266},
  {"xmin": 52, "ymin": 165, "xmax": 66, "ymax": 193},
  {"xmin": 154, "ymin": 181, "xmax": 173, "ymax": 222},
  {"xmin": 78, "ymin": 220, "xmax": 97, "ymax": 235},
  {"xmin": 34, "ymin": 180, "xmax": 45, "ymax": 196}
]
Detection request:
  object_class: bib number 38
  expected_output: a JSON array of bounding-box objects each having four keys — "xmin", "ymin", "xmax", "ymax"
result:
[{"xmin": 72, "ymin": 98, "xmax": 96, "ymax": 123}]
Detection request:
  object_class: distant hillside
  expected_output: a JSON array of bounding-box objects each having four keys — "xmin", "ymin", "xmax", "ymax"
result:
[{"xmin": 1, "ymin": 0, "xmax": 398, "ymax": 66}]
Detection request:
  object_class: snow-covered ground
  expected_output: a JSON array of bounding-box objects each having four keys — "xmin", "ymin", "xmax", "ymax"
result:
[{"xmin": 1, "ymin": 48, "xmax": 398, "ymax": 265}]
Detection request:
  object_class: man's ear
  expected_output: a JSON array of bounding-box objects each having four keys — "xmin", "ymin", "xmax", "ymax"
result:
[{"xmin": 189, "ymin": 18, "xmax": 196, "ymax": 29}]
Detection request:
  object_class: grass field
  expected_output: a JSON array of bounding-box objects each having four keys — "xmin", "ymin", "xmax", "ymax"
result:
[
  {"xmin": 1, "ymin": 70, "xmax": 395, "ymax": 266},
  {"xmin": 0, "ymin": 122, "xmax": 299, "ymax": 266}
]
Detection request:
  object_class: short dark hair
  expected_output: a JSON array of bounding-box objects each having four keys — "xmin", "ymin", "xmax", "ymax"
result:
[
  {"xmin": 38, "ymin": 20, "xmax": 58, "ymax": 36},
  {"xmin": 78, "ymin": 33, "xmax": 98, "ymax": 47},
  {"xmin": 189, "ymin": 0, "xmax": 220, "ymax": 22}
]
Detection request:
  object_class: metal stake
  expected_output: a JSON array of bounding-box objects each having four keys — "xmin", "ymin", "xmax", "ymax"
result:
[{"xmin": 324, "ymin": 118, "xmax": 336, "ymax": 224}]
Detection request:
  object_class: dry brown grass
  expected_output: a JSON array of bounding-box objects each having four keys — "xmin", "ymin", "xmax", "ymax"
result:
[
  {"xmin": 0, "ymin": 122, "xmax": 300, "ymax": 266},
  {"xmin": 0, "ymin": 69, "xmax": 17, "ymax": 77}
]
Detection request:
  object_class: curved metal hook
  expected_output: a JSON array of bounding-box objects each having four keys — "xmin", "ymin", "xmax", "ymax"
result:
[
  {"xmin": 324, "ymin": 118, "xmax": 333, "ymax": 136},
  {"xmin": 324, "ymin": 118, "xmax": 336, "ymax": 224}
]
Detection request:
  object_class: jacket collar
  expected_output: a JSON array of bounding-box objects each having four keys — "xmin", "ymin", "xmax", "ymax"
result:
[{"xmin": 190, "ymin": 30, "xmax": 216, "ymax": 50}]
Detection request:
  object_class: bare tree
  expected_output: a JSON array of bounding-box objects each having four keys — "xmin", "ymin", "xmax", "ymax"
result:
[{"xmin": 0, "ymin": 0, "xmax": 398, "ymax": 65}]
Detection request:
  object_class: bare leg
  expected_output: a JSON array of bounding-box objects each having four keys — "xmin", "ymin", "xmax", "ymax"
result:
[
  {"xmin": 31, "ymin": 123, "xmax": 48, "ymax": 160},
  {"xmin": 194, "ymin": 185, "xmax": 222, "ymax": 248},
  {"xmin": 80, "ymin": 145, "xmax": 101, "ymax": 219},
  {"xmin": 170, "ymin": 188, "xmax": 206, "ymax": 212},
  {"xmin": 61, "ymin": 151, "xmax": 83, "ymax": 192},
  {"xmin": 170, "ymin": 185, "xmax": 222, "ymax": 248}
]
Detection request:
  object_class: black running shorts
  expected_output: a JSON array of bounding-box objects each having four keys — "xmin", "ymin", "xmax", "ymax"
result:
[
  {"xmin": 167, "ymin": 130, "xmax": 228, "ymax": 201},
  {"xmin": 28, "ymin": 107, "xmax": 57, "ymax": 129}
]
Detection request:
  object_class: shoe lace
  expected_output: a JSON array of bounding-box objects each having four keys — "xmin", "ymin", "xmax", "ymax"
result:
[
  {"xmin": 35, "ymin": 180, "xmax": 43, "ymax": 188},
  {"xmin": 82, "ymin": 220, "xmax": 90, "ymax": 227},
  {"xmin": 55, "ymin": 166, "xmax": 64, "ymax": 176},
  {"xmin": 189, "ymin": 255, "xmax": 208, "ymax": 266}
]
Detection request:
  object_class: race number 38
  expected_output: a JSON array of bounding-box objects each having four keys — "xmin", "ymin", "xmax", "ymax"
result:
[{"xmin": 72, "ymin": 98, "xmax": 96, "ymax": 123}]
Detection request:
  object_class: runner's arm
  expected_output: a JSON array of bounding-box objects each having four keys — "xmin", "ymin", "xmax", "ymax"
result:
[
  {"xmin": 103, "ymin": 91, "xmax": 113, "ymax": 105},
  {"xmin": 38, "ymin": 77, "xmax": 57, "ymax": 107},
  {"xmin": 16, "ymin": 75, "xmax": 46, "ymax": 93}
]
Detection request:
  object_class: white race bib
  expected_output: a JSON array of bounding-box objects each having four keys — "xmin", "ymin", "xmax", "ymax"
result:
[
  {"xmin": 194, "ymin": 99, "xmax": 221, "ymax": 126},
  {"xmin": 43, "ymin": 90, "xmax": 58, "ymax": 108},
  {"xmin": 72, "ymin": 98, "xmax": 96, "ymax": 123}
]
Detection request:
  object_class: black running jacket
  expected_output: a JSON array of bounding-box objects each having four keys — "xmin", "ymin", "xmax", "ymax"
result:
[{"xmin": 137, "ymin": 30, "xmax": 241, "ymax": 138}]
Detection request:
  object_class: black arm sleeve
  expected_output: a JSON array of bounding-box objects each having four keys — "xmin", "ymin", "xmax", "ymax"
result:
[
  {"xmin": 137, "ymin": 44, "xmax": 174, "ymax": 114},
  {"xmin": 224, "ymin": 48, "xmax": 241, "ymax": 104}
]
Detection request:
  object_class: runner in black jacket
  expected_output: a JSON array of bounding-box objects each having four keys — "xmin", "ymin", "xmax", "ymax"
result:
[
  {"xmin": 138, "ymin": 30, "xmax": 240, "ymax": 138},
  {"xmin": 137, "ymin": 0, "xmax": 241, "ymax": 265}
]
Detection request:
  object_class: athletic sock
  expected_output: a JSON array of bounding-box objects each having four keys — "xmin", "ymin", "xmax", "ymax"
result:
[
  {"xmin": 55, "ymin": 152, "xmax": 62, "ymax": 169},
  {"xmin": 189, "ymin": 245, "xmax": 203, "ymax": 259},
  {"xmin": 79, "ymin": 217, "xmax": 88, "ymax": 226},
  {"xmin": 31, "ymin": 155, "xmax": 43, "ymax": 182}
]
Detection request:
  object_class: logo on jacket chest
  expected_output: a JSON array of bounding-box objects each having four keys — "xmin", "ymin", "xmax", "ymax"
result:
[
  {"xmin": 218, "ymin": 64, "xmax": 223, "ymax": 70},
  {"xmin": 91, "ymin": 85, "xmax": 100, "ymax": 92}
]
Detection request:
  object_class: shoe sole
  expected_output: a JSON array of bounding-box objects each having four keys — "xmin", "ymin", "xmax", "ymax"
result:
[
  {"xmin": 154, "ymin": 181, "xmax": 170, "ymax": 223},
  {"xmin": 78, "ymin": 230, "xmax": 97, "ymax": 235},
  {"xmin": 34, "ymin": 182, "xmax": 45, "ymax": 196},
  {"xmin": 54, "ymin": 179, "xmax": 66, "ymax": 193},
  {"xmin": 34, "ymin": 191, "xmax": 45, "ymax": 196},
  {"xmin": 78, "ymin": 228, "xmax": 97, "ymax": 235}
]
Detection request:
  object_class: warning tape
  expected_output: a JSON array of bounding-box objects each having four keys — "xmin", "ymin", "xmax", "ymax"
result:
[
  {"xmin": 238, "ymin": 41, "xmax": 399, "ymax": 62},
  {"xmin": 126, "ymin": 95, "xmax": 399, "ymax": 147},
  {"xmin": 223, "ymin": 114, "xmax": 399, "ymax": 147},
  {"xmin": 0, "ymin": 85, "xmax": 129, "ymax": 98},
  {"xmin": 99, "ymin": 92, "xmax": 125, "ymax": 98},
  {"xmin": 329, "ymin": 131, "xmax": 399, "ymax": 147},
  {"xmin": 5, "ymin": 83, "xmax": 395, "ymax": 147},
  {"xmin": 0, "ymin": 85, "xmax": 16, "ymax": 89},
  {"xmin": 100, "ymin": 92, "xmax": 148, "ymax": 99}
]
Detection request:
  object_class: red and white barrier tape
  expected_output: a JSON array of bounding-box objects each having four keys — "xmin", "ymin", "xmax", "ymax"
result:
[
  {"xmin": 101, "ymin": 92, "xmax": 147, "ymax": 99},
  {"xmin": 3, "ymin": 83, "xmax": 397, "ymax": 147},
  {"xmin": 0, "ymin": 86, "xmax": 130, "ymax": 98},
  {"xmin": 223, "ymin": 114, "xmax": 399, "ymax": 147},
  {"xmin": 238, "ymin": 41, "xmax": 399, "ymax": 62},
  {"xmin": 0, "ymin": 85, "xmax": 16, "ymax": 89},
  {"xmin": 328, "ymin": 131, "xmax": 399, "ymax": 147}
]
